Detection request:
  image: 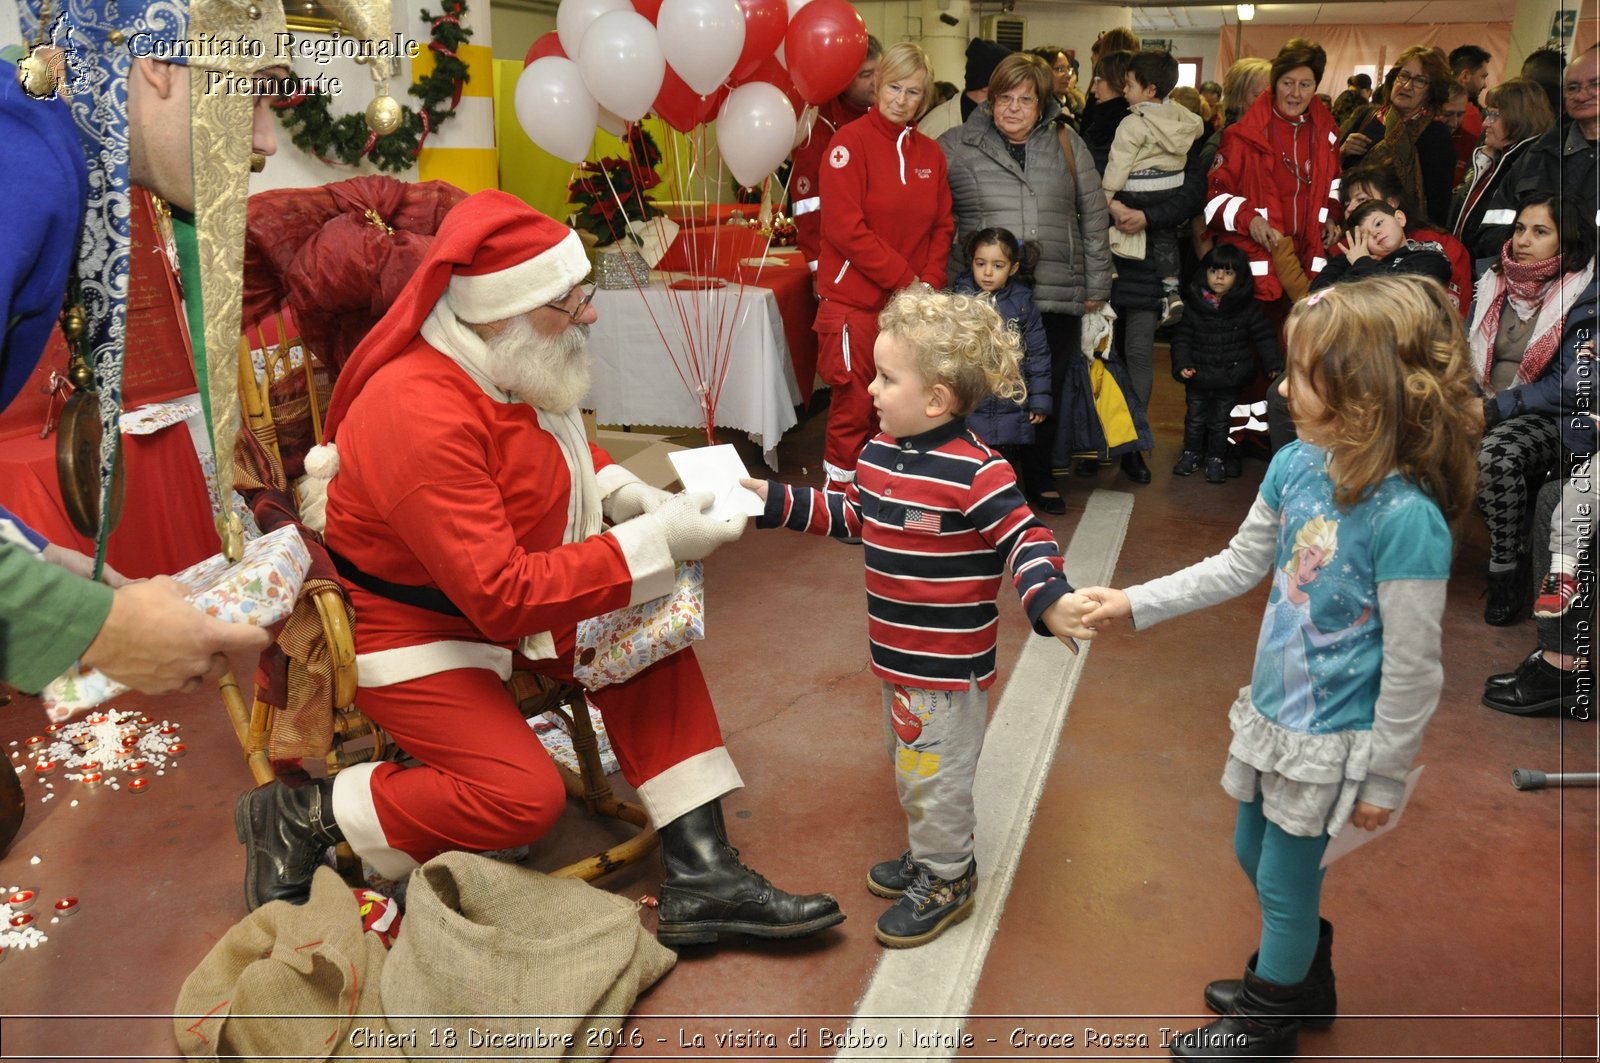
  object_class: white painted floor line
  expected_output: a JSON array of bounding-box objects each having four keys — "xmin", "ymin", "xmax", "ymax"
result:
[{"xmin": 837, "ymin": 488, "xmax": 1134, "ymax": 1061}]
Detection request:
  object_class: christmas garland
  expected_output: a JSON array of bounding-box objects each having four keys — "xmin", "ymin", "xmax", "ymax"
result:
[{"xmin": 273, "ymin": 0, "xmax": 472, "ymax": 173}]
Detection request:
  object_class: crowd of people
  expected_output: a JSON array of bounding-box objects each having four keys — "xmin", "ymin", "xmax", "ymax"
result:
[{"xmin": 2, "ymin": 10, "xmax": 1595, "ymax": 1060}]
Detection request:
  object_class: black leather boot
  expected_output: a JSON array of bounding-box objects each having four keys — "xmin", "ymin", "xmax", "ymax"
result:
[
  {"xmin": 1203, "ymin": 919, "xmax": 1336, "ymax": 1028},
  {"xmin": 234, "ymin": 777, "xmax": 343, "ymax": 911},
  {"xmin": 1170, "ymin": 965, "xmax": 1304, "ymax": 1059},
  {"xmin": 1121, "ymin": 451, "xmax": 1152, "ymax": 484},
  {"xmin": 1482, "ymin": 651, "xmax": 1588, "ymax": 718},
  {"xmin": 655, "ymin": 800, "xmax": 844, "ymax": 946},
  {"xmin": 1484, "ymin": 565, "xmax": 1526, "ymax": 625}
]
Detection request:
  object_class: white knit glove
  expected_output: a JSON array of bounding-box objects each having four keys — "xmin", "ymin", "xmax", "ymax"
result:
[
  {"xmin": 644, "ymin": 491, "xmax": 747, "ymax": 562},
  {"xmin": 603, "ymin": 479, "xmax": 673, "ymax": 524}
]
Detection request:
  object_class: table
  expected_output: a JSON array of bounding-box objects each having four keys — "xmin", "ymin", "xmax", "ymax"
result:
[
  {"xmin": 0, "ymin": 416, "xmax": 218, "ymax": 579},
  {"xmin": 585, "ymin": 279, "xmax": 803, "ymax": 470}
]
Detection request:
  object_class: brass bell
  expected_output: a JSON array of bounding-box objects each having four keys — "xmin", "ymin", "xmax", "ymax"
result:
[{"xmin": 16, "ymin": 51, "xmax": 56, "ymax": 99}]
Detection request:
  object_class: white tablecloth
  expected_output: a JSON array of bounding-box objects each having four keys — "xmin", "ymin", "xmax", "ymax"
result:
[{"xmin": 584, "ymin": 278, "xmax": 803, "ymax": 470}]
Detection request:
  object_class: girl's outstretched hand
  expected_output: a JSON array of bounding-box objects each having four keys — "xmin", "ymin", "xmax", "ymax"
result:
[
  {"xmin": 1349, "ymin": 800, "xmax": 1392, "ymax": 831},
  {"xmin": 1078, "ymin": 586, "xmax": 1132, "ymax": 627},
  {"xmin": 738, "ymin": 477, "xmax": 769, "ymax": 503}
]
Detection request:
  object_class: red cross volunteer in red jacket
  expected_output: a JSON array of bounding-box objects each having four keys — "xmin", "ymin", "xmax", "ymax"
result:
[
  {"xmin": 233, "ymin": 191, "xmax": 842, "ymax": 947},
  {"xmin": 815, "ymin": 41, "xmax": 955, "ymax": 488},
  {"xmin": 791, "ymin": 35, "xmax": 881, "ymax": 277}
]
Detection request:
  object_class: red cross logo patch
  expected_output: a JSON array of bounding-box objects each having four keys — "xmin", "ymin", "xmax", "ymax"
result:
[{"xmin": 829, "ymin": 145, "xmax": 850, "ymax": 168}]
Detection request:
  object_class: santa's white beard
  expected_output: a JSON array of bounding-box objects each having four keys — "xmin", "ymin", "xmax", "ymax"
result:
[{"xmin": 482, "ymin": 316, "xmax": 593, "ymax": 411}]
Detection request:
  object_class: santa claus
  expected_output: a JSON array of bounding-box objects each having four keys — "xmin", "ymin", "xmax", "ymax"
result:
[{"xmin": 234, "ymin": 190, "xmax": 843, "ymax": 945}]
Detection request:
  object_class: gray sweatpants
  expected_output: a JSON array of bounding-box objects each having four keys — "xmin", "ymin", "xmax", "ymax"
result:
[{"xmin": 881, "ymin": 679, "xmax": 987, "ymax": 881}]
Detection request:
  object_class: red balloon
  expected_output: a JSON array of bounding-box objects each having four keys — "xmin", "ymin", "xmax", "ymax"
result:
[
  {"xmin": 654, "ymin": 66, "xmax": 727, "ymax": 132},
  {"xmin": 730, "ymin": 0, "xmax": 787, "ymax": 81},
  {"xmin": 631, "ymin": 0, "xmax": 662, "ymax": 20},
  {"xmin": 734, "ymin": 53, "xmax": 804, "ymax": 117},
  {"xmin": 783, "ymin": 0, "xmax": 867, "ymax": 105},
  {"xmin": 523, "ymin": 31, "xmax": 565, "ymax": 66}
]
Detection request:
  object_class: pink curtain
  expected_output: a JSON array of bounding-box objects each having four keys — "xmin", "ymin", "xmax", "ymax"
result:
[{"xmin": 1215, "ymin": 23, "xmax": 1514, "ymax": 97}]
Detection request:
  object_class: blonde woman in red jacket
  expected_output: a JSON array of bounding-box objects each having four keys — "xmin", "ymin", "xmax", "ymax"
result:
[{"xmin": 816, "ymin": 41, "xmax": 956, "ymax": 490}]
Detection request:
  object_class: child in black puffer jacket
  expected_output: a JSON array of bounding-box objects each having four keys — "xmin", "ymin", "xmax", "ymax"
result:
[{"xmin": 1170, "ymin": 243, "xmax": 1282, "ymax": 483}]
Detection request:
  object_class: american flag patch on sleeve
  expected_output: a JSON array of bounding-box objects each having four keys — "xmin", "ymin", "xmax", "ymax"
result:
[{"xmin": 903, "ymin": 508, "xmax": 942, "ymax": 533}]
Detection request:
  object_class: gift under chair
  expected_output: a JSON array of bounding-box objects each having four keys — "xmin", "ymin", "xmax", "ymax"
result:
[{"xmin": 219, "ymin": 313, "xmax": 656, "ymax": 884}]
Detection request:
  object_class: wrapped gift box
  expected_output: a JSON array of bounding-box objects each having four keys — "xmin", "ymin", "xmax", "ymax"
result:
[
  {"xmin": 40, "ymin": 525, "xmax": 311, "ymax": 719},
  {"xmin": 573, "ymin": 561, "xmax": 703, "ymax": 690}
]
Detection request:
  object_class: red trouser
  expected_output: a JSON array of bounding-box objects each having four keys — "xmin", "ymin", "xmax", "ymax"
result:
[
  {"xmin": 816, "ymin": 306, "xmax": 881, "ymax": 481},
  {"xmin": 354, "ymin": 646, "xmax": 726, "ymax": 865}
]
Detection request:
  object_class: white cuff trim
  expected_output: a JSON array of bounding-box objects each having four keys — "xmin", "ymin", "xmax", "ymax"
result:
[
  {"xmin": 637, "ymin": 747, "xmax": 744, "ymax": 827},
  {"xmin": 332, "ymin": 763, "xmax": 422, "ymax": 882},
  {"xmin": 446, "ymin": 229, "xmax": 591, "ymax": 324},
  {"xmin": 596, "ymin": 462, "xmax": 643, "ymax": 499},
  {"xmin": 607, "ymin": 518, "xmax": 676, "ymax": 606},
  {"xmin": 356, "ymin": 641, "xmax": 513, "ymax": 688}
]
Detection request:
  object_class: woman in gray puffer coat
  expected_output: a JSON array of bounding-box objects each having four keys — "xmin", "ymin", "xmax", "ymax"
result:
[{"xmin": 940, "ymin": 52, "xmax": 1113, "ymax": 514}]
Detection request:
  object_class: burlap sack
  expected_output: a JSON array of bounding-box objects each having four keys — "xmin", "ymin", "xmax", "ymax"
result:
[
  {"xmin": 380, "ymin": 851, "xmax": 676, "ymax": 1059},
  {"xmin": 174, "ymin": 867, "xmax": 394, "ymax": 1060}
]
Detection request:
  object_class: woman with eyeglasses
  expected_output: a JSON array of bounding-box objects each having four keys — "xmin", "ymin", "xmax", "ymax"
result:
[
  {"xmin": 1340, "ymin": 45, "xmax": 1456, "ymax": 227},
  {"xmin": 1204, "ymin": 39, "xmax": 1342, "ymax": 452},
  {"xmin": 1449, "ymin": 78, "xmax": 1555, "ymax": 266},
  {"xmin": 939, "ymin": 51, "xmax": 1112, "ymax": 514},
  {"xmin": 814, "ymin": 41, "xmax": 955, "ymax": 493}
]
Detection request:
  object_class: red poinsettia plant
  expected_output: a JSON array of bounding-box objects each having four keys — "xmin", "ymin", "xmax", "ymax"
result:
[{"xmin": 566, "ymin": 126, "xmax": 664, "ymax": 247}]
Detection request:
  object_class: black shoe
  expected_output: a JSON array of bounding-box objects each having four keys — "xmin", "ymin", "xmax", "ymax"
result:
[
  {"xmin": 1482, "ymin": 652, "xmax": 1588, "ymax": 718},
  {"xmin": 1223, "ymin": 450, "xmax": 1243, "ymax": 478},
  {"xmin": 1172, "ymin": 451, "xmax": 1202, "ymax": 477},
  {"xmin": 234, "ymin": 777, "xmax": 343, "ymax": 911},
  {"xmin": 1204, "ymin": 457, "xmax": 1227, "ymax": 483},
  {"xmin": 867, "ymin": 850, "xmax": 920, "ymax": 899},
  {"xmin": 1170, "ymin": 965, "xmax": 1303, "ymax": 1058},
  {"xmin": 1121, "ymin": 451, "xmax": 1152, "ymax": 484},
  {"xmin": 1074, "ymin": 459, "xmax": 1100, "ymax": 479},
  {"xmin": 1204, "ymin": 919, "xmax": 1336, "ymax": 1029},
  {"xmin": 874, "ymin": 860, "xmax": 976, "ymax": 948},
  {"xmin": 1484, "ymin": 565, "xmax": 1527, "ymax": 626},
  {"xmin": 1485, "ymin": 650, "xmax": 1542, "ymax": 692},
  {"xmin": 656, "ymin": 800, "xmax": 844, "ymax": 946},
  {"xmin": 1030, "ymin": 490, "xmax": 1067, "ymax": 515}
]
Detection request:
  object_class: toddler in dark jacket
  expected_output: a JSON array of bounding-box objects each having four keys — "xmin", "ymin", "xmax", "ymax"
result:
[{"xmin": 1171, "ymin": 243, "xmax": 1282, "ymax": 482}]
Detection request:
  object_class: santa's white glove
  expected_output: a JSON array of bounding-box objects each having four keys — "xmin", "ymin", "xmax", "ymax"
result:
[
  {"xmin": 603, "ymin": 479, "xmax": 673, "ymax": 525},
  {"xmin": 644, "ymin": 490, "xmax": 747, "ymax": 562}
]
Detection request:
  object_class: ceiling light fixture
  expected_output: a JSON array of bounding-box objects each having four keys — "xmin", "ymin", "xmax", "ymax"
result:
[{"xmin": 1237, "ymin": 3, "xmax": 1256, "ymax": 20}]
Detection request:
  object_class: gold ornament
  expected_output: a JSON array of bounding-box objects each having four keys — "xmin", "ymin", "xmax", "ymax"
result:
[
  {"xmin": 16, "ymin": 51, "xmax": 56, "ymax": 99},
  {"xmin": 365, "ymin": 86, "xmax": 403, "ymax": 136}
]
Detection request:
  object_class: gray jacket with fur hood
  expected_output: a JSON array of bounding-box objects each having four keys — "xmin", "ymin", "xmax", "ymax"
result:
[{"xmin": 939, "ymin": 99, "xmax": 1113, "ymax": 315}]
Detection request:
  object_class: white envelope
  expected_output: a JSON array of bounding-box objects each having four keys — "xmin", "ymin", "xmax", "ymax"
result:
[
  {"xmin": 667, "ymin": 444, "xmax": 766, "ymax": 522},
  {"xmin": 1320, "ymin": 765, "xmax": 1424, "ymax": 867}
]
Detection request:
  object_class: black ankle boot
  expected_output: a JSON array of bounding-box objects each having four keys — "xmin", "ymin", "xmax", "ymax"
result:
[
  {"xmin": 655, "ymin": 800, "xmax": 844, "ymax": 946},
  {"xmin": 1484, "ymin": 565, "xmax": 1526, "ymax": 625},
  {"xmin": 1170, "ymin": 965, "xmax": 1304, "ymax": 1058},
  {"xmin": 1121, "ymin": 451, "xmax": 1152, "ymax": 484},
  {"xmin": 1203, "ymin": 919, "xmax": 1336, "ymax": 1028},
  {"xmin": 234, "ymin": 777, "xmax": 343, "ymax": 911}
]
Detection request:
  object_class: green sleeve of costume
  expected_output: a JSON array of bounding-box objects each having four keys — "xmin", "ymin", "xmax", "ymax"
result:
[{"xmin": 0, "ymin": 544, "xmax": 114, "ymax": 693}]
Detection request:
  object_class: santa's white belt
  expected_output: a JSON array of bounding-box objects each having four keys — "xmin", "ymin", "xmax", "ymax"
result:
[{"xmin": 356, "ymin": 641, "xmax": 514, "ymax": 688}]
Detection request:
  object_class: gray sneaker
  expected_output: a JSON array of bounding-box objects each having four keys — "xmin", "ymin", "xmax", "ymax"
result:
[
  {"xmin": 874, "ymin": 860, "xmax": 977, "ymax": 948},
  {"xmin": 867, "ymin": 850, "xmax": 919, "ymax": 899}
]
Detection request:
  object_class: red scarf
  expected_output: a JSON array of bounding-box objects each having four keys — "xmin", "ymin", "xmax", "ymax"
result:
[{"xmin": 1476, "ymin": 245, "xmax": 1565, "ymax": 387}]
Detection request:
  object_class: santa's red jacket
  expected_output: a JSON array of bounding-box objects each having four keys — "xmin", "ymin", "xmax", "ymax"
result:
[
  {"xmin": 1204, "ymin": 93, "xmax": 1343, "ymax": 303},
  {"xmin": 815, "ymin": 108, "xmax": 954, "ymax": 326}
]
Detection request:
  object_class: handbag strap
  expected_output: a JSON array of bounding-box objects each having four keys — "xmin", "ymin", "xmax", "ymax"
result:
[{"xmin": 1055, "ymin": 125, "xmax": 1080, "ymax": 184}]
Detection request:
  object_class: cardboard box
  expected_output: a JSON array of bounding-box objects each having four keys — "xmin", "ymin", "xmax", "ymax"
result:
[{"xmin": 583, "ymin": 411, "xmax": 687, "ymax": 491}]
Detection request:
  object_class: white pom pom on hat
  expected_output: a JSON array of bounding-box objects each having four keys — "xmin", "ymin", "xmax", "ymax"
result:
[{"xmin": 304, "ymin": 443, "xmax": 340, "ymax": 480}]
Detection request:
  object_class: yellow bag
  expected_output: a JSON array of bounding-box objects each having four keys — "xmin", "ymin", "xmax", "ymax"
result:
[{"xmin": 1089, "ymin": 359, "xmax": 1139, "ymax": 450}]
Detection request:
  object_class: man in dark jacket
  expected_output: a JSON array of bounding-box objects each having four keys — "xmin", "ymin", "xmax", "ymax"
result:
[{"xmin": 1479, "ymin": 44, "xmax": 1599, "ymax": 252}]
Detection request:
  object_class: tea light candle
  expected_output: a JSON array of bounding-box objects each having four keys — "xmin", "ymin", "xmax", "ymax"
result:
[
  {"xmin": 23, "ymin": 736, "xmax": 45, "ymax": 751},
  {"xmin": 158, "ymin": 724, "xmax": 180, "ymax": 738},
  {"xmin": 86, "ymin": 714, "xmax": 107, "ymax": 726},
  {"xmin": 136, "ymin": 715, "xmax": 153, "ymax": 727},
  {"xmin": 31, "ymin": 760, "xmax": 55, "ymax": 777},
  {"xmin": 53, "ymin": 897, "xmax": 78, "ymax": 917},
  {"xmin": 127, "ymin": 778, "xmax": 150, "ymax": 796},
  {"xmin": 44, "ymin": 724, "xmax": 61, "ymax": 735},
  {"xmin": 6, "ymin": 889, "xmax": 36, "ymax": 911},
  {"xmin": 78, "ymin": 761, "xmax": 100, "ymax": 773},
  {"xmin": 9, "ymin": 912, "xmax": 34, "ymax": 929},
  {"xmin": 80, "ymin": 772, "xmax": 102, "ymax": 787},
  {"xmin": 126, "ymin": 760, "xmax": 149, "ymax": 775},
  {"xmin": 166, "ymin": 743, "xmax": 187, "ymax": 759}
]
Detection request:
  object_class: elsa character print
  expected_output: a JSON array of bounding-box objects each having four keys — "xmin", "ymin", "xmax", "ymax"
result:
[{"xmin": 1256, "ymin": 514, "xmax": 1372, "ymax": 730}]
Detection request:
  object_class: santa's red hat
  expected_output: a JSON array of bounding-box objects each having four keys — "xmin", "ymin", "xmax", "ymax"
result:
[{"xmin": 317, "ymin": 189, "xmax": 590, "ymax": 446}]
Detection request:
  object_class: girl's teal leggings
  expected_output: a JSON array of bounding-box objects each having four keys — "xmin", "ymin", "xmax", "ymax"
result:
[{"xmin": 1233, "ymin": 795, "xmax": 1330, "ymax": 986}]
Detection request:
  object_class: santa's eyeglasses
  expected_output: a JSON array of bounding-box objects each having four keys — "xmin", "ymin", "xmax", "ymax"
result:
[{"xmin": 544, "ymin": 283, "xmax": 596, "ymax": 321}]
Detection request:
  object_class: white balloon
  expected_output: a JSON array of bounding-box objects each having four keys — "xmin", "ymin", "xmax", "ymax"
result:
[
  {"xmin": 657, "ymin": 0, "xmax": 745, "ymax": 97},
  {"xmin": 515, "ymin": 57, "xmax": 600, "ymax": 163},
  {"xmin": 597, "ymin": 106, "xmax": 628, "ymax": 138},
  {"xmin": 578, "ymin": 11, "xmax": 666, "ymax": 122},
  {"xmin": 775, "ymin": 0, "xmax": 808, "ymax": 65},
  {"xmin": 556, "ymin": 0, "xmax": 630, "ymax": 58},
  {"xmin": 716, "ymin": 81, "xmax": 798, "ymax": 188}
]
